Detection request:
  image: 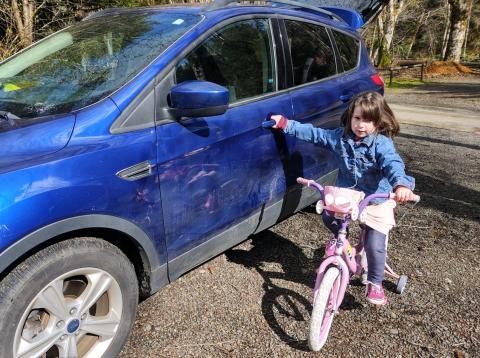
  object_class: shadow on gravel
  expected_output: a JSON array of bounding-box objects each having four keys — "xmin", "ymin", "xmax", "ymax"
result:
[
  {"xmin": 227, "ymin": 231, "xmax": 318, "ymax": 351},
  {"xmin": 412, "ymin": 81, "xmax": 480, "ymax": 99},
  {"xmin": 411, "ymin": 171, "xmax": 480, "ymax": 222},
  {"xmin": 398, "ymin": 131, "xmax": 480, "ymax": 221},
  {"xmin": 399, "ymin": 133, "xmax": 480, "ymax": 151},
  {"xmin": 226, "ymin": 229, "xmax": 364, "ymax": 350}
]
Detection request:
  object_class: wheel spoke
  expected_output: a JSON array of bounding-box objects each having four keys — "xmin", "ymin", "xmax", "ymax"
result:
[
  {"xmin": 57, "ymin": 335, "xmax": 78, "ymax": 358},
  {"xmin": 81, "ymin": 311, "xmax": 121, "ymax": 338},
  {"xmin": 16, "ymin": 331, "xmax": 62, "ymax": 358},
  {"xmin": 77, "ymin": 272, "xmax": 112, "ymax": 315},
  {"xmin": 75, "ymin": 330, "xmax": 88, "ymax": 342},
  {"xmin": 32, "ymin": 280, "xmax": 68, "ymax": 319}
]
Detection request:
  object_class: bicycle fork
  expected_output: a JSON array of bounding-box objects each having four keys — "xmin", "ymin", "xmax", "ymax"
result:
[
  {"xmin": 314, "ymin": 232, "xmax": 364, "ymax": 311},
  {"xmin": 313, "ymin": 254, "xmax": 349, "ymax": 312}
]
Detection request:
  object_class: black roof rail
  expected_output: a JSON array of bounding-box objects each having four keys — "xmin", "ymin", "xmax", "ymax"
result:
[{"xmin": 203, "ymin": 0, "xmax": 345, "ymax": 24}]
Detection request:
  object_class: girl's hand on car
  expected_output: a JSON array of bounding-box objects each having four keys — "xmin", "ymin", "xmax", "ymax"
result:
[
  {"xmin": 270, "ymin": 115, "xmax": 289, "ymax": 130},
  {"xmin": 394, "ymin": 186, "xmax": 416, "ymax": 203}
]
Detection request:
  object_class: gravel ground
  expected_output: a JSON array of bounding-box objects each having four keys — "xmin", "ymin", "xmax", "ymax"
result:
[
  {"xmin": 384, "ymin": 74, "xmax": 480, "ymax": 112},
  {"xmin": 120, "ymin": 76, "xmax": 480, "ymax": 358}
]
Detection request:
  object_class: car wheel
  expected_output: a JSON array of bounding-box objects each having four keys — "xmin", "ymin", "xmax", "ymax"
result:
[{"xmin": 0, "ymin": 237, "xmax": 138, "ymax": 358}]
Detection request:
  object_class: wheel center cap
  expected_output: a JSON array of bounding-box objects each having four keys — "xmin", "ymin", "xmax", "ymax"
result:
[{"xmin": 67, "ymin": 319, "xmax": 80, "ymax": 333}]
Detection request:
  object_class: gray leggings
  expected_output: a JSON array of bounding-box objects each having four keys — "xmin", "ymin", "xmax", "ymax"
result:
[{"xmin": 322, "ymin": 212, "xmax": 386, "ymax": 285}]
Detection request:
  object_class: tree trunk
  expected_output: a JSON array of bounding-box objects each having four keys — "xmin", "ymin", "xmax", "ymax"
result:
[
  {"xmin": 441, "ymin": 0, "xmax": 451, "ymax": 58},
  {"xmin": 22, "ymin": 0, "xmax": 34, "ymax": 45},
  {"xmin": 372, "ymin": 15, "xmax": 383, "ymax": 64},
  {"xmin": 444, "ymin": 0, "xmax": 469, "ymax": 61},
  {"xmin": 383, "ymin": 0, "xmax": 406, "ymax": 51},
  {"xmin": 369, "ymin": 23, "xmax": 377, "ymax": 60},
  {"xmin": 462, "ymin": 0, "xmax": 474, "ymax": 59},
  {"xmin": 406, "ymin": 13, "xmax": 427, "ymax": 59},
  {"xmin": 11, "ymin": 0, "xmax": 35, "ymax": 47}
]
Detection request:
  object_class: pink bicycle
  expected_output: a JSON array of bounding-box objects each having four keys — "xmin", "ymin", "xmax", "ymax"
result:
[{"xmin": 296, "ymin": 177, "xmax": 420, "ymax": 351}]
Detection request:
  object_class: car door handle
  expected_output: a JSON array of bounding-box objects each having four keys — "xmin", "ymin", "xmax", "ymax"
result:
[
  {"xmin": 339, "ymin": 94, "xmax": 352, "ymax": 102},
  {"xmin": 116, "ymin": 160, "xmax": 156, "ymax": 181}
]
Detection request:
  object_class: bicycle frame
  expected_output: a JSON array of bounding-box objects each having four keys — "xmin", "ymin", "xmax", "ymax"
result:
[{"xmin": 313, "ymin": 226, "xmax": 363, "ymax": 310}]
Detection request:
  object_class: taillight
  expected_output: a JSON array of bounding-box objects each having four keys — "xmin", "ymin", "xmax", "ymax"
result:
[{"xmin": 370, "ymin": 73, "xmax": 384, "ymax": 89}]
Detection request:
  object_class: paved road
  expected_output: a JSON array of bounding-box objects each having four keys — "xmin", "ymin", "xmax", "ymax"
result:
[{"xmin": 390, "ymin": 103, "xmax": 480, "ymax": 134}]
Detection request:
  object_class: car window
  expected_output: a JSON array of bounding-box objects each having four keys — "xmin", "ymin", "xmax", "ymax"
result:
[
  {"xmin": 0, "ymin": 11, "xmax": 201, "ymax": 123},
  {"xmin": 175, "ymin": 19, "xmax": 274, "ymax": 102},
  {"xmin": 331, "ymin": 30, "xmax": 360, "ymax": 72},
  {"xmin": 284, "ymin": 20, "xmax": 337, "ymax": 86}
]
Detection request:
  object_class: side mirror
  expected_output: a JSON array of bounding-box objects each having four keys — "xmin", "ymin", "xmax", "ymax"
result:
[{"xmin": 169, "ymin": 80, "xmax": 229, "ymax": 118}]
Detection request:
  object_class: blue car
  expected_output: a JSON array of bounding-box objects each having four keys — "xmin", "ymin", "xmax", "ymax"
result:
[{"xmin": 0, "ymin": 0, "xmax": 384, "ymax": 356}]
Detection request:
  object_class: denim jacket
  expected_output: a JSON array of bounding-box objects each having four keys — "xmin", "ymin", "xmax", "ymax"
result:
[{"xmin": 285, "ymin": 121, "xmax": 415, "ymax": 201}]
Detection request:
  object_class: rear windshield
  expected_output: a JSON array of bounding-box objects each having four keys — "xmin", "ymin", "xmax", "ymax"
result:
[{"xmin": 0, "ymin": 11, "xmax": 200, "ymax": 125}]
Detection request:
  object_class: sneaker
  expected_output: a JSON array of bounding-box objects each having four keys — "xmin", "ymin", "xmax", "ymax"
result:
[{"xmin": 366, "ymin": 282, "xmax": 388, "ymax": 305}]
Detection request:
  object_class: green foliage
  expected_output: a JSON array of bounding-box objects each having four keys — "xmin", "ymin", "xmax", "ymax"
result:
[
  {"xmin": 364, "ymin": 0, "xmax": 479, "ymax": 63},
  {"xmin": 384, "ymin": 78, "xmax": 429, "ymax": 90},
  {"xmin": 1, "ymin": 0, "xmax": 479, "ymax": 63}
]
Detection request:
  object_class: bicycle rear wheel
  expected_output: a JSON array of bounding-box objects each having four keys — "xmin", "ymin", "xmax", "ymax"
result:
[{"xmin": 308, "ymin": 267, "xmax": 341, "ymax": 351}]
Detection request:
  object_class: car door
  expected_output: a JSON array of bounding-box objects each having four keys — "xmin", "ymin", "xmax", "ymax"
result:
[
  {"xmin": 281, "ymin": 18, "xmax": 347, "ymax": 183},
  {"xmin": 155, "ymin": 17, "xmax": 295, "ymax": 280}
]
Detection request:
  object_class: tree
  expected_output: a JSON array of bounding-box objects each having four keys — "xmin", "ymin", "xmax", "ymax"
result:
[
  {"xmin": 2, "ymin": 0, "xmax": 480, "ymax": 63},
  {"xmin": 383, "ymin": 0, "xmax": 407, "ymax": 52},
  {"xmin": 11, "ymin": 0, "xmax": 36, "ymax": 47},
  {"xmin": 443, "ymin": 0, "xmax": 469, "ymax": 61},
  {"xmin": 465, "ymin": 0, "xmax": 480, "ymax": 59},
  {"xmin": 393, "ymin": 0, "xmax": 445, "ymax": 59},
  {"xmin": 365, "ymin": 0, "xmax": 413, "ymax": 65},
  {"xmin": 462, "ymin": 0, "xmax": 474, "ymax": 59}
]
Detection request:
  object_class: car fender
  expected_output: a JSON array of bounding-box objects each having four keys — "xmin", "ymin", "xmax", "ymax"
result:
[{"xmin": 0, "ymin": 214, "xmax": 168, "ymax": 292}]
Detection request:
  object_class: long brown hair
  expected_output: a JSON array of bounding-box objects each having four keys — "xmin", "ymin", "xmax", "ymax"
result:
[{"xmin": 341, "ymin": 92, "xmax": 399, "ymax": 138}]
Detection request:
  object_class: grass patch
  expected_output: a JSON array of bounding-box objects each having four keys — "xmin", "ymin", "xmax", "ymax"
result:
[{"xmin": 384, "ymin": 78, "xmax": 429, "ymax": 90}]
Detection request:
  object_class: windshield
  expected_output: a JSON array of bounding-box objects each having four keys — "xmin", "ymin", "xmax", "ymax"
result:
[{"xmin": 0, "ymin": 11, "xmax": 200, "ymax": 123}]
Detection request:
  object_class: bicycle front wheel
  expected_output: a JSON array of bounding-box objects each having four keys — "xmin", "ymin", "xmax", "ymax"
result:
[{"xmin": 308, "ymin": 267, "xmax": 341, "ymax": 351}]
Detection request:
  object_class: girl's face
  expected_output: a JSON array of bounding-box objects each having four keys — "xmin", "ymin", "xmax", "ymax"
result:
[{"xmin": 351, "ymin": 106, "xmax": 376, "ymax": 139}]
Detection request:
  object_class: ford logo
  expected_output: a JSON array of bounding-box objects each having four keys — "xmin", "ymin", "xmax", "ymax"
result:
[{"xmin": 67, "ymin": 319, "xmax": 80, "ymax": 333}]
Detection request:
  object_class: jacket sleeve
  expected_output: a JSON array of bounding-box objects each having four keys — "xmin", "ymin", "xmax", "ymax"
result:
[
  {"xmin": 376, "ymin": 137, "xmax": 415, "ymax": 190},
  {"xmin": 284, "ymin": 120, "xmax": 341, "ymax": 151}
]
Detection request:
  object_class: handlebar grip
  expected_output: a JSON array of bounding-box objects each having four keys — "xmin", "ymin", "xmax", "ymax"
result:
[
  {"xmin": 262, "ymin": 120, "xmax": 276, "ymax": 128},
  {"xmin": 389, "ymin": 193, "xmax": 421, "ymax": 203},
  {"xmin": 296, "ymin": 177, "xmax": 310, "ymax": 186}
]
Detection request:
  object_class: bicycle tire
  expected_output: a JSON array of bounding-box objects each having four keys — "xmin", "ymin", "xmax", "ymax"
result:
[{"xmin": 308, "ymin": 267, "xmax": 341, "ymax": 351}]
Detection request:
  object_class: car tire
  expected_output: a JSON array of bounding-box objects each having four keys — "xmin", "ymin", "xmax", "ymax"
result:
[{"xmin": 0, "ymin": 237, "xmax": 138, "ymax": 358}]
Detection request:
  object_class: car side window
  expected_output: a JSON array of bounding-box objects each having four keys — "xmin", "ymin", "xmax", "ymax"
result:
[
  {"xmin": 284, "ymin": 20, "xmax": 336, "ymax": 86},
  {"xmin": 175, "ymin": 19, "xmax": 274, "ymax": 102},
  {"xmin": 331, "ymin": 30, "xmax": 360, "ymax": 72}
]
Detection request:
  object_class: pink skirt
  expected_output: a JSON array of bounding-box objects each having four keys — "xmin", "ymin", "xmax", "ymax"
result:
[{"xmin": 363, "ymin": 199, "xmax": 396, "ymax": 235}]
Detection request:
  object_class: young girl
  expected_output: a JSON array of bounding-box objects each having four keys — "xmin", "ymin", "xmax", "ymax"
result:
[{"xmin": 271, "ymin": 91, "xmax": 416, "ymax": 306}]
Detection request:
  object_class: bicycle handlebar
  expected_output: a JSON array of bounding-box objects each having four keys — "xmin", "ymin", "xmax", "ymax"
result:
[
  {"xmin": 389, "ymin": 192, "xmax": 420, "ymax": 203},
  {"xmin": 296, "ymin": 177, "xmax": 312, "ymax": 186},
  {"xmin": 296, "ymin": 177, "xmax": 420, "ymax": 214},
  {"xmin": 296, "ymin": 177, "xmax": 324, "ymax": 196}
]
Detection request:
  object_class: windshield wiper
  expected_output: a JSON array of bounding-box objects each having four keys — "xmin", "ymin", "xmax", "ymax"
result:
[{"xmin": 0, "ymin": 110, "xmax": 21, "ymax": 128}]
